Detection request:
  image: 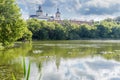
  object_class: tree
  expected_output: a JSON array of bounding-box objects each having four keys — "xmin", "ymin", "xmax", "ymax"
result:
[
  {"xmin": 0, "ymin": 0, "xmax": 29, "ymax": 47},
  {"xmin": 52, "ymin": 22, "xmax": 65, "ymax": 40},
  {"xmin": 27, "ymin": 19, "xmax": 42, "ymax": 39},
  {"xmin": 111, "ymin": 27, "xmax": 120, "ymax": 39},
  {"xmin": 61, "ymin": 20, "xmax": 74, "ymax": 39},
  {"xmin": 96, "ymin": 24, "xmax": 110, "ymax": 38},
  {"xmin": 77, "ymin": 24, "xmax": 91, "ymax": 38},
  {"xmin": 115, "ymin": 16, "xmax": 120, "ymax": 24}
]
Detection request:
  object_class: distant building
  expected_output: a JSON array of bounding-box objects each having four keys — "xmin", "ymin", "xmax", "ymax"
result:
[
  {"xmin": 29, "ymin": 5, "xmax": 61, "ymax": 21},
  {"xmin": 29, "ymin": 5, "xmax": 93, "ymax": 25},
  {"xmin": 55, "ymin": 8, "xmax": 61, "ymax": 20},
  {"xmin": 49, "ymin": 20, "xmax": 93, "ymax": 25}
]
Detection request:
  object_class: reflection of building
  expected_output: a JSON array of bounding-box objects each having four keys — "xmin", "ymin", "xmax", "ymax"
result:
[
  {"xmin": 30, "ymin": 5, "xmax": 61, "ymax": 21},
  {"xmin": 30, "ymin": 5, "xmax": 93, "ymax": 25}
]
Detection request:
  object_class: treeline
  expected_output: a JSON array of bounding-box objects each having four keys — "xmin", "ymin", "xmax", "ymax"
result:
[{"xmin": 27, "ymin": 18, "xmax": 120, "ymax": 40}]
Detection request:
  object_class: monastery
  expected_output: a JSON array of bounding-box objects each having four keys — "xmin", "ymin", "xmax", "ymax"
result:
[{"xmin": 29, "ymin": 5, "xmax": 93, "ymax": 25}]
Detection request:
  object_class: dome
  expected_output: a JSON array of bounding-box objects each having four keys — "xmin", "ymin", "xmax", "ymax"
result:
[
  {"xmin": 56, "ymin": 8, "xmax": 60, "ymax": 14},
  {"xmin": 37, "ymin": 5, "xmax": 43, "ymax": 12}
]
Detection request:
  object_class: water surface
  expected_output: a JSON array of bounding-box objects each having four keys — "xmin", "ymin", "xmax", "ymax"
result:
[{"xmin": 0, "ymin": 40, "xmax": 120, "ymax": 80}]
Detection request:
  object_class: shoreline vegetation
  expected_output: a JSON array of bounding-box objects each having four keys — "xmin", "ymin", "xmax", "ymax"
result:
[
  {"xmin": 27, "ymin": 18, "xmax": 120, "ymax": 40},
  {"xmin": 0, "ymin": 0, "xmax": 120, "ymax": 49}
]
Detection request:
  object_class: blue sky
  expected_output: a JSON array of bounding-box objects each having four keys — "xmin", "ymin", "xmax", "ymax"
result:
[{"xmin": 17, "ymin": 0, "xmax": 120, "ymax": 21}]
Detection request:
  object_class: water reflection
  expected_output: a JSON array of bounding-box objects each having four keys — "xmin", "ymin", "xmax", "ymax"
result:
[
  {"xmin": 0, "ymin": 40, "xmax": 120, "ymax": 80},
  {"xmin": 28, "ymin": 40, "xmax": 120, "ymax": 80},
  {"xmin": 29, "ymin": 57, "xmax": 120, "ymax": 80},
  {"xmin": 0, "ymin": 43, "xmax": 32, "ymax": 80}
]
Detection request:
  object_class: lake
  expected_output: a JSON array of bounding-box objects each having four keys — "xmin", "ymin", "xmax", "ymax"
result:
[{"xmin": 0, "ymin": 40, "xmax": 120, "ymax": 80}]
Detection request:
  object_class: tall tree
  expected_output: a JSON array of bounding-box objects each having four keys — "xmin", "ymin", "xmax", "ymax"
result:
[{"xmin": 0, "ymin": 0, "xmax": 29, "ymax": 47}]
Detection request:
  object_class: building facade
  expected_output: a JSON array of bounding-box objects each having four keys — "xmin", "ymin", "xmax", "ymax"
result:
[
  {"xmin": 29, "ymin": 5, "xmax": 93, "ymax": 25},
  {"xmin": 29, "ymin": 5, "xmax": 61, "ymax": 21}
]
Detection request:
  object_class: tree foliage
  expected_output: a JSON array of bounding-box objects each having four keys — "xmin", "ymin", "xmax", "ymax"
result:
[
  {"xmin": 0, "ymin": 0, "xmax": 32, "ymax": 47},
  {"xmin": 27, "ymin": 18, "xmax": 120, "ymax": 40}
]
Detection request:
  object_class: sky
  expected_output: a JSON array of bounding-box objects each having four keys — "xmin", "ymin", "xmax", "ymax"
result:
[{"xmin": 17, "ymin": 0, "xmax": 120, "ymax": 21}]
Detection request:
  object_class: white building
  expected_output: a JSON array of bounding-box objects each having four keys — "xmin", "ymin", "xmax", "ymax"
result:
[{"xmin": 29, "ymin": 5, "xmax": 61, "ymax": 21}]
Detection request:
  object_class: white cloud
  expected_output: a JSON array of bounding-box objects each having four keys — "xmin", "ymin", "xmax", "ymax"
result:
[
  {"xmin": 20, "ymin": 9, "xmax": 29, "ymax": 20},
  {"xmin": 85, "ymin": 0, "xmax": 120, "ymax": 8},
  {"xmin": 74, "ymin": 0, "xmax": 82, "ymax": 10},
  {"xmin": 26, "ymin": 0, "xmax": 45, "ymax": 4}
]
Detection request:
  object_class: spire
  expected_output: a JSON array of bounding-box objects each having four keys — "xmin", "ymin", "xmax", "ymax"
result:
[
  {"xmin": 39, "ymin": 5, "xmax": 41, "ymax": 10},
  {"xmin": 55, "ymin": 8, "xmax": 61, "ymax": 20},
  {"xmin": 36, "ymin": 5, "xmax": 43, "ymax": 16},
  {"xmin": 56, "ymin": 8, "xmax": 60, "ymax": 14},
  {"xmin": 37, "ymin": 5, "xmax": 43, "ymax": 12},
  {"xmin": 57, "ymin": 8, "xmax": 59, "ymax": 12}
]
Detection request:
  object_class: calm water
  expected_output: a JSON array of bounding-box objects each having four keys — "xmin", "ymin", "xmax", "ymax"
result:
[{"xmin": 0, "ymin": 40, "xmax": 120, "ymax": 80}]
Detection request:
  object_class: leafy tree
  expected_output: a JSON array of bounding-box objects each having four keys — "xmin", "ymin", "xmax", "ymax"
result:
[
  {"xmin": 104, "ymin": 18, "xmax": 113, "ymax": 22},
  {"xmin": 111, "ymin": 27, "xmax": 120, "ymax": 38},
  {"xmin": 27, "ymin": 17, "xmax": 120, "ymax": 40},
  {"xmin": 77, "ymin": 24, "xmax": 91, "ymax": 38},
  {"xmin": 27, "ymin": 19, "xmax": 42, "ymax": 39},
  {"xmin": 96, "ymin": 24, "xmax": 109, "ymax": 38},
  {"xmin": 53, "ymin": 23, "xmax": 65, "ymax": 40},
  {"xmin": 0, "ymin": 0, "xmax": 30, "ymax": 47},
  {"xmin": 21, "ymin": 29, "xmax": 32, "ymax": 42},
  {"xmin": 115, "ymin": 16, "xmax": 120, "ymax": 23}
]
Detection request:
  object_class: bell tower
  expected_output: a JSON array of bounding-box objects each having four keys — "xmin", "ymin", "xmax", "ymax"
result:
[
  {"xmin": 36, "ymin": 5, "xmax": 43, "ymax": 16},
  {"xmin": 55, "ymin": 8, "xmax": 61, "ymax": 20}
]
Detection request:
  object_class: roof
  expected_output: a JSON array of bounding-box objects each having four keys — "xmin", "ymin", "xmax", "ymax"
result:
[
  {"xmin": 37, "ymin": 5, "xmax": 43, "ymax": 12},
  {"xmin": 30, "ymin": 15, "xmax": 37, "ymax": 18},
  {"xmin": 56, "ymin": 8, "xmax": 60, "ymax": 14}
]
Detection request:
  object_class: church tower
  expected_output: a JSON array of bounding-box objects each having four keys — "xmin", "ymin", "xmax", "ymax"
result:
[
  {"xmin": 55, "ymin": 8, "xmax": 61, "ymax": 20},
  {"xmin": 36, "ymin": 5, "xmax": 43, "ymax": 16}
]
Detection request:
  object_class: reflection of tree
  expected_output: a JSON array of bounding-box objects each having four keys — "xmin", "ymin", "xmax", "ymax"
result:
[
  {"xmin": 0, "ymin": 41, "xmax": 117, "ymax": 80},
  {"xmin": 0, "ymin": 63, "xmax": 23, "ymax": 80},
  {"xmin": 28, "ymin": 41, "xmax": 120, "ymax": 72},
  {"xmin": 0, "ymin": 43, "xmax": 32, "ymax": 80},
  {"xmin": 96, "ymin": 43, "xmax": 120, "ymax": 61},
  {"xmin": 55, "ymin": 57, "xmax": 60, "ymax": 70},
  {"xmin": 102, "ymin": 52, "xmax": 120, "ymax": 61},
  {"xmin": 29, "ymin": 58, "xmax": 43, "ymax": 80},
  {"xmin": 37, "ymin": 62, "xmax": 42, "ymax": 80}
]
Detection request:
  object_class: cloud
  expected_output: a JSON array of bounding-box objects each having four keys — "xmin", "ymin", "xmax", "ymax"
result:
[
  {"xmin": 17, "ymin": 0, "xmax": 120, "ymax": 20},
  {"xmin": 20, "ymin": 9, "xmax": 29, "ymax": 20},
  {"xmin": 79, "ymin": 0, "xmax": 120, "ymax": 15},
  {"xmin": 74, "ymin": 0, "xmax": 82, "ymax": 10},
  {"xmin": 25, "ymin": 0, "xmax": 45, "ymax": 4}
]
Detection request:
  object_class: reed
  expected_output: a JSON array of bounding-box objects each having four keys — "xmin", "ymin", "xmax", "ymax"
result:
[
  {"xmin": 23, "ymin": 58, "xmax": 26, "ymax": 77},
  {"xmin": 12, "ymin": 58, "xmax": 31, "ymax": 80},
  {"xmin": 26, "ymin": 61, "xmax": 31, "ymax": 80},
  {"xmin": 12, "ymin": 73, "xmax": 16, "ymax": 80}
]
